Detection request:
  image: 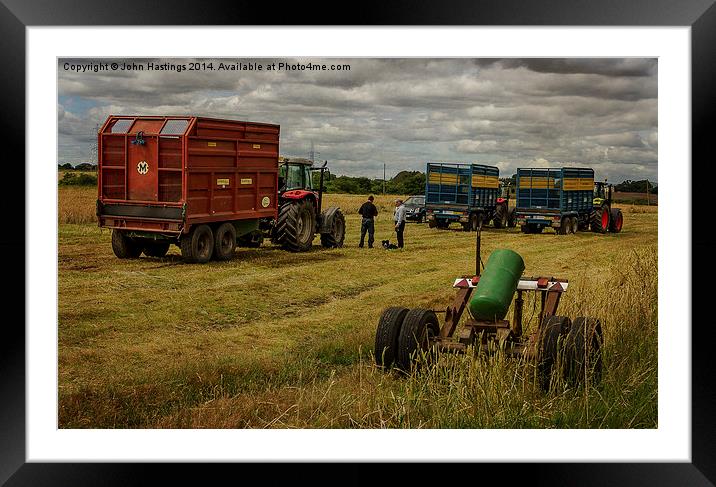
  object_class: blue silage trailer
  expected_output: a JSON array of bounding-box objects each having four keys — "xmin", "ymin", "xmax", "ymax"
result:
[
  {"xmin": 515, "ymin": 167, "xmax": 623, "ymax": 234},
  {"xmin": 425, "ymin": 162, "xmax": 513, "ymax": 231}
]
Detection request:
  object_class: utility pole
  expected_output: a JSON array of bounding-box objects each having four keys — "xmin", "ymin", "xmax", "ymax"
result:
[{"xmin": 383, "ymin": 163, "xmax": 386, "ymax": 195}]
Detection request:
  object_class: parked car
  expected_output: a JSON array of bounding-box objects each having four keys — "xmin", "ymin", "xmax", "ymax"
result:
[{"xmin": 403, "ymin": 195, "xmax": 426, "ymax": 222}]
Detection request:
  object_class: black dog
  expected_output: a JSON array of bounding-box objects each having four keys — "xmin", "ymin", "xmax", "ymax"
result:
[{"xmin": 382, "ymin": 239, "xmax": 399, "ymax": 250}]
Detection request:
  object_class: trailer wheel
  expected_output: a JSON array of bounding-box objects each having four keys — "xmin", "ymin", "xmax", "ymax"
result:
[
  {"xmin": 609, "ymin": 208, "xmax": 623, "ymax": 233},
  {"xmin": 143, "ymin": 241, "xmax": 170, "ymax": 258},
  {"xmin": 507, "ymin": 207, "xmax": 517, "ymax": 227},
  {"xmin": 396, "ymin": 308, "xmax": 440, "ymax": 372},
  {"xmin": 537, "ymin": 315, "xmax": 571, "ymax": 392},
  {"xmin": 437, "ymin": 220, "xmax": 450, "ymax": 229},
  {"xmin": 590, "ymin": 205, "xmax": 610, "ymax": 233},
  {"xmin": 213, "ymin": 222, "xmax": 237, "ymax": 261},
  {"xmin": 375, "ymin": 307, "xmax": 410, "ymax": 369},
  {"xmin": 275, "ymin": 200, "xmax": 316, "ymax": 252},
  {"xmin": 570, "ymin": 217, "xmax": 579, "ymax": 234},
  {"xmin": 111, "ymin": 229, "xmax": 143, "ymax": 259},
  {"xmin": 428, "ymin": 219, "xmax": 437, "ymax": 228},
  {"xmin": 180, "ymin": 224, "xmax": 214, "ymax": 263},
  {"xmin": 557, "ymin": 217, "xmax": 568, "ymax": 235},
  {"xmin": 493, "ymin": 204, "xmax": 507, "ymax": 228},
  {"xmin": 320, "ymin": 208, "xmax": 346, "ymax": 248},
  {"xmin": 564, "ymin": 317, "xmax": 603, "ymax": 387}
]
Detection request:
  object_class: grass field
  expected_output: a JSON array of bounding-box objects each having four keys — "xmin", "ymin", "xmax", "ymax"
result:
[{"xmin": 58, "ymin": 189, "xmax": 658, "ymax": 428}]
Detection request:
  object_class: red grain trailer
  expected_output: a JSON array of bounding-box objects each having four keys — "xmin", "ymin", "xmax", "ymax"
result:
[{"xmin": 97, "ymin": 115, "xmax": 280, "ymax": 262}]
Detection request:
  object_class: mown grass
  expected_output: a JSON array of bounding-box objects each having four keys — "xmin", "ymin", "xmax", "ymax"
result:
[{"xmin": 58, "ymin": 187, "xmax": 657, "ymax": 428}]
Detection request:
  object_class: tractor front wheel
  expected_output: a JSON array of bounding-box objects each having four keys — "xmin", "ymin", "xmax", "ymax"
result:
[
  {"xmin": 609, "ymin": 208, "xmax": 623, "ymax": 233},
  {"xmin": 275, "ymin": 199, "xmax": 316, "ymax": 252},
  {"xmin": 320, "ymin": 208, "xmax": 346, "ymax": 248}
]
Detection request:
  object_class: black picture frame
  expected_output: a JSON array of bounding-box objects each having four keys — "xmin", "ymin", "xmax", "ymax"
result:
[{"xmin": 3, "ymin": 0, "xmax": 713, "ymax": 484}]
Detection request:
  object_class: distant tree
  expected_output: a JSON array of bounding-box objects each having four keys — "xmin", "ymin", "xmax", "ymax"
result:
[{"xmin": 58, "ymin": 163, "xmax": 73, "ymax": 170}]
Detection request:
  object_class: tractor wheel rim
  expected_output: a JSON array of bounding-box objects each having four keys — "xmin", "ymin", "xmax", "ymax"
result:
[
  {"xmin": 601, "ymin": 210, "xmax": 608, "ymax": 229},
  {"xmin": 617, "ymin": 214, "xmax": 623, "ymax": 231}
]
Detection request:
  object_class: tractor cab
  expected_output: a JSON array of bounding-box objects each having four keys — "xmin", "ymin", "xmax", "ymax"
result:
[
  {"xmin": 593, "ymin": 181, "xmax": 612, "ymax": 207},
  {"xmin": 278, "ymin": 157, "xmax": 314, "ymax": 193}
]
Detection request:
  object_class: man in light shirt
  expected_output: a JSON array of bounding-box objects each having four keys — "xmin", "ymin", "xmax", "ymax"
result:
[{"xmin": 393, "ymin": 199, "xmax": 407, "ymax": 249}]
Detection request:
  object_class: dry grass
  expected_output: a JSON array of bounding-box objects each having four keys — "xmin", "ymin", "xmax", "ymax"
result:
[{"xmin": 58, "ymin": 186, "xmax": 657, "ymax": 428}]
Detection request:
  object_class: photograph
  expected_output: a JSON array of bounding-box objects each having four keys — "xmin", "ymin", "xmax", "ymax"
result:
[{"xmin": 56, "ymin": 56, "xmax": 658, "ymax": 430}]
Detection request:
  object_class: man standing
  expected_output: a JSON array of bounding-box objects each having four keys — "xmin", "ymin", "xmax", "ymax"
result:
[
  {"xmin": 358, "ymin": 195, "xmax": 378, "ymax": 248},
  {"xmin": 394, "ymin": 198, "xmax": 407, "ymax": 249}
]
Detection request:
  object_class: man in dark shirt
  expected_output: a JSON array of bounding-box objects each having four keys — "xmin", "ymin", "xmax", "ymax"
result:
[{"xmin": 358, "ymin": 195, "xmax": 379, "ymax": 248}]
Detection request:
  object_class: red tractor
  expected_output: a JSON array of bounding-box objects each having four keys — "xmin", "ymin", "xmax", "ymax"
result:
[{"xmin": 269, "ymin": 158, "xmax": 346, "ymax": 251}]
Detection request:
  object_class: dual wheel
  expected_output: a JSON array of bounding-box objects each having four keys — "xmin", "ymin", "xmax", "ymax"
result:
[
  {"xmin": 557, "ymin": 216, "xmax": 579, "ymax": 235},
  {"xmin": 180, "ymin": 223, "xmax": 237, "ymax": 263},
  {"xmin": 374, "ymin": 307, "xmax": 440, "ymax": 372},
  {"xmin": 537, "ymin": 315, "xmax": 603, "ymax": 392}
]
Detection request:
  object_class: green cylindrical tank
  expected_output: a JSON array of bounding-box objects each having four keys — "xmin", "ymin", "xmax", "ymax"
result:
[{"xmin": 468, "ymin": 249, "xmax": 525, "ymax": 321}]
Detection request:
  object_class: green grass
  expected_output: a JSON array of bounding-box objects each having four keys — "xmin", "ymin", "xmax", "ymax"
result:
[{"xmin": 58, "ymin": 189, "xmax": 657, "ymax": 428}]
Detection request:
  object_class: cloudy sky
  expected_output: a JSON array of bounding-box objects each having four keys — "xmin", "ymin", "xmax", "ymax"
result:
[{"xmin": 58, "ymin": 57, "xmax": 657, "ymax": 182}]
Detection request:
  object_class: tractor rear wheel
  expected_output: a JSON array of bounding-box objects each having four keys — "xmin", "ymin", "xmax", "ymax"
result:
[
  {"xmin": 564, "ymin": 317, "xmax": 603, "ymax": 387},
  {"xmin": 609, "ymin": 208, "xmax": 623, "ymax": 233},
  {"xmin": 213, "ymin": 222, "xmax": 237, "ymax": 261},
  {"xmin": 375, "ymin": 307, "xmax": 410, "ymax": 369},
  {"xmin": 320, "ymin": 208, "xmax": 346, "ymax": 248},
  {"xmin": 537, "ymin": 315, "xmax": 571, "ymax": 392},
  {"xmin": 590, "ymin": 205, "xmax": 610, "ymax": 233},
  {"xmin": 143, "ymin": 241, "xmax": 170, "ymax": 258},
  {"xmin": 180, "ymin": 224, "xmax": 214, "ymax": 263},
  {"xmin": 396, "ymin": 308, "xmax": 440, "ymax": 372},
  {"xmin": 493, "ymin": 204, "xmax": 507, "ymax": 228},
  {"xmin": 111, "ymin": 229, "xmax": 143, "ymax": 259},
  {"xmin": 275, "ymin": 199, "xmax": 316, "ymax": 252},
  {"xmin": 507, "ymin": 207, "xmax": 517, "ymax": 227}
]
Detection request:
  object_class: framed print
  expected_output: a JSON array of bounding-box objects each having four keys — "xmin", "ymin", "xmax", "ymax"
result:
[{"xmin": 3, "ymin": 0, "xmax": 714, "ymax": 483}]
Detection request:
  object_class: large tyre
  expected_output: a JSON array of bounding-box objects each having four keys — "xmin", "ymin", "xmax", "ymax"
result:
[
  {"xmin": 590, "ymin": 205, "xmax": 610, "ymax": 233},
  {"xmin": 564, "ymin": 317, "xmax": 603, "ymax": 387},
  {"xmin": 275, "ymin": 200, "xmax": 316, "ymax": 252},
  {"xmin": 537, "ymin": 315, "xmax": 571, "ymax": 392},
  {"xmin": 436, "ymin": 220, "xmax": 450, "ymax": 229},
  {"xmin": 320, "ymin": 208, "xmax": 346, "ymax": 248},
  {"xmin": 180, "ymin": 224, "xmax": 214, "ymax": 263},
  {"xmin": 609, "ymin": 208, "xmax": 623, "ymax": 233},
  {"xmin": 493, "ymin": 204, "xmax": 507, "ymax": 229},
  {"xmin": 507, "ymin": 207, "xmax": 517, "ymax": 227},
  {"xmin": 570, "ymin": 217, "xmax": 579, "ymax": 234},
  {"xmin": 396, "ymin": 308, "xmax": 440, "ymax": 372},
  {"xmin": 111, "ymin": 229, "xmax": 143, "ymax": 259},
  {"xmin": 213, "ymin": 222, "xmax": 237, "ymax": 261},
  {"xmin": 428, "ymin": 219, "xmax": 437, "ymax": 228},
  {"xmin": 375, "ymin": 307, "xmax": 409, "ymax": 369},
  {"xmin": 557, "ymin": 217, "xmax": 568, "ymax": 235},
  {"xmin": 143, "ymin": 241, "xmax": 170, "ymax": 258}
]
